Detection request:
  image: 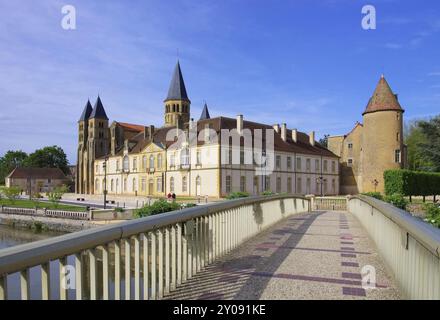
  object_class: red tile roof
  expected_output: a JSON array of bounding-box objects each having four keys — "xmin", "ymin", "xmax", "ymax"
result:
[
  {"xmin": 117, "ymin": 122, "xmax": 144, "ymax": 132},
  {"xmin": 363, "ymin": 76, "xmax": 404, "ymax": 115}
]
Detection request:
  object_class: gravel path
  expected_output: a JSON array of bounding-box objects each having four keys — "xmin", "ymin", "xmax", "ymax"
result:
[{"xmin": 165, "ymin": 210, "xmax": 401, "ymax": 300}]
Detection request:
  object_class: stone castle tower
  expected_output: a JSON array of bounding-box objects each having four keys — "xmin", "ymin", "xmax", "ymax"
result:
[
  {"xmin": 76, "ymin": 96, "xmax": 110, "ymax": 194},
  {"xmin": 164, "ymin": 61, "xmax": 191, "ymax": 127},
  {"xmin": 328, "ymin": 75, "xmax": 406, "ymax": 194}
]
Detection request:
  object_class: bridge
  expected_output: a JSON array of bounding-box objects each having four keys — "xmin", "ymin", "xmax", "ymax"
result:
[{"xmin": 0, "ymin": 195, "xmax": 439, "ymax": 300}]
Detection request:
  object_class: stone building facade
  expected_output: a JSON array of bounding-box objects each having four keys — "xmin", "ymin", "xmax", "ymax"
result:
[
  {"xmin": 76, "ymin": 62, "xmax": 340, "ymax": 198},
  {"xmin": 327, "ymin": 75, "xmax": 406, "ymax": 194}
]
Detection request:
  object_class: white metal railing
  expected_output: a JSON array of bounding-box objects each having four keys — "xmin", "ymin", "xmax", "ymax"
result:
[
  {"xmin": 348, "ymin": 195, "xmax": 440, "ymax": 300},
  {"xmin": 313, "ymin": 196, "xmax": 348, "ymax": 211},
  {"xmin": 0, "ymin": 195, "xmax": 309, "ymax": 300},
  {"xmin": 0, "ymin": 207, "xmax": 38, "ymax": 216}
]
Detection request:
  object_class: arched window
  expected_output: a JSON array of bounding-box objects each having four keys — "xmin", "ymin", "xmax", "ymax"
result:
[
  {"xmin": 123, "ymin": 156, "xmax": 129, "ymax": 171},
  {"xmin": 132, "ymin": 178, "xmax": 137, "ymax": 192},
  {"xmin": 157, "ymin": 154, "xmax": 162, "ymax": 169},
  {"xmin": 149, "ymin": 155, "xmax": 155, "ymax": 169},
  {"xmin": 182, "ymin": 176, "xmax": 187, "ymax": 192},
  {"xmin": 170, "ymin": 177, "xmax": 175, "ymax": 193}
]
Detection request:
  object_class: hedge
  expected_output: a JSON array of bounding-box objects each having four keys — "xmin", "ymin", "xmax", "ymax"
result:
[{"xmin": 384, "ymin": 169, "xmax": 440, "ymax": 197}]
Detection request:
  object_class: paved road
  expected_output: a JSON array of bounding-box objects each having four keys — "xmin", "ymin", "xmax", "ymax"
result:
[{"xmin": 165, "ymin": 210, "xmax": 401, "ymax": 300}]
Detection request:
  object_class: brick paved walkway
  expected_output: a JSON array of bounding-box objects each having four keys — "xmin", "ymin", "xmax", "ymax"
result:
[{"xmin": 165, "ymin": 211, "xmax": 401, "ymax": 300}]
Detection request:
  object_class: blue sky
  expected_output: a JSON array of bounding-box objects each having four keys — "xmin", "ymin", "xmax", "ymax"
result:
[{"xmin": 0, "ymin": 0, "xmax": 439, "ymax": 163}]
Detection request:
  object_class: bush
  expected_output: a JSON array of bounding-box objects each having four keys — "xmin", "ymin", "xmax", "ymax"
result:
[
  {"xmin": 384, "ymin": 193, "xmax": 408, "ymax": 210},
  {"xmin": 384, "ymin": 169, "xmax": 440, "ymax": 197},
  {"xmin": 47, "ymin": 185, "xmax": 68, "ymax": 208},
  {"xmin": 114, "ymin": 207, "xmax": 125, "ymax": 213},
  {"xmin": 262, "ymin": 190, "xmax": 274, "ymax": 196},
  {"xmin": 361, "ymin": 192, "xmax": 383, "ymax": 200},
  {"xmin": 423, "ymin": 203, "xmax": 440, "ymax": 228},
  {"xmin": 226, "ymin": 192, "xmax": 249, "ymax": 200},
  {"xmin": 134, "ymin": 199, "xmax": 180, "ymax": 218}
]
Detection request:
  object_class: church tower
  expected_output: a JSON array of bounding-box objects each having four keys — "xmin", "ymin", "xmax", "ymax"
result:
[
  {"xmin": 361, "ymin": 75, "xmax": 404, "ymax": 193},
  {"xmin": 164, "ymin": 61, "xmax": 191, "ymax": 127},
  {"xmin": 86, "ymin": 96, "xmax": 110, "ymax": 194},
  {"xmin": 76, "ymin": 100, "xmax": 93, "ymax": 194}
]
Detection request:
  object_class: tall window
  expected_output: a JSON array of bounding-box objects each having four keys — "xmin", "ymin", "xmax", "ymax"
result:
[
  {"xmin": 96, "ymin": 164, "xmax": 99, "ymax": 174},
  {"xmin": 149, "ymin": 155, "xmax": 155, "ymax": 169},
  {"xmin": 306, "ymin": 159, "xmax": 311, "ymax": 172},
  {"xmin": 111, "ymin": 179, "xmax": 114, "ymax": 192},
  {"xmin": 142, "ymin": 156, "xmax": 147, "ymax": 169},
  {"xmin": 116, "ymin": 160, "xmax": 120, "ymax": 171},
  {"xmin": 276, "ymin": 177, "xmax": 281, "ymax": 193},
  {"xmin": 170, "ymin": 177, "xmax": 175, "ymax": 193},
  {"xmin": 332, "ymin": 179, "xmax": 336, "ymax": 194},
  {"xmin": 315, "ymin": 159, "xmax": 320, "ymax": 172},
  {"xmin": 287, "ymin": 177, "xmax": 292, "ymax": 193},
  {"xmin": 228, "ymin": 147, "xmax": 233, "ymax": 164},
  {"xmin": 170, "ymin": 153, "xmax": 176, "ymax": 167},
  {"xmin": 296, "ymin": 157, "xmax": 302, "ymax": 171},
  {"xmin": 287, "ymin": 157, "xmax": 291, "ymax": 169},
  {"xmin": 395, "ymin": 149, "xmax": 401, "ymax": 163},
  {"xmin": 348, "ymin": 143, "xmax": 353, "ymax": 149},
  {"xmin": 265, "ymin": 177, "xmax": 271, "ymax": 191},
  {"xmin": 123, "ymin": 156, "xmax": 129, "ymax": 171},
  {"xmin": 253, "ymin": 176, "xmax": 259, "ymax": 194},
  {"xmin": 196, "ymin": 150, "xmax": 202, "ymax": 165},
  {"xmin": 306, "ymin": 178, "xmax": 311, "ymax": 194},
  {"xmin": 226, "ymin": 176, "xmax": 232, "ymax": 193},
  {"xmin": 132, "ymin": 178, "xmax": 137, "ymax": 192},
  {"xmin": 323, "ymin": 160, "xmax": 328, "ymax": 172},
  {"xmin": 181, "ymin": 148, "xmax": 189, "ymax": 165},
  {"xmin": 133, "ymin": 158, "xmax": 137, "ymax": 171},
  {"xmin": 95, "ymin": 179, "xmax": 100, "ymax": 193},
  {"xmin": 182, "ymin": 176, "xmax": 188, "ymax": 192},
  {"xmin": 157, "ymin": 154, "xmax": 162, "ymax": 169},
  {"xmin": 331, "ymin": 161, "xmax": 336, "ymax": 173},
  {"xmin": 240, "ymin": 149, "xmax": 244, "ymax": 165},
  {"xmin": 141, "ymin": 179, "xmax": 146, "ymax": 192},
  {"xmin": 123, "ymin": 178, "xmax": 127, "ymax": 192},
  {"xmin": 240, "ymin": 176, "xmax": 246, "ymax": 192},
  {"xmin": 297, "ymin": 177, "xmax": 302, "ymax": 194},
  {"xmin": 276, "ymin": 155, "xmax": 281, "ymax": 169},
  {"xmin": 116, "ymin": 179, "xmax": 119, "ymax": 193},
  {"xmin": 348, "ymin": 158, "xmax": 353, "ymax": 166},
  {"xmin": 157, "ymin": 178, "xmax": 162, "ymax": 192}
]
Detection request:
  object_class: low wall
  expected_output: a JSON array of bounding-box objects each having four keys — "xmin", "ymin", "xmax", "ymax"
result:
[
  {"xmin": 348, "ymin": 195, "xmax": 440, "ymax": 300},
  {"xmin": 90, "ymin": 209, "xmax": 133, "ymax": 221}
]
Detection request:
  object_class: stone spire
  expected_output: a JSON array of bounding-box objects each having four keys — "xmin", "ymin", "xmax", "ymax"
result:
[
  {"xmin": 78, "ymin": 100, "xmax": 93, "ymax": 122},
  {"xmin": 165, "ymin": 61, "xmax": 190, "ymax": 102},
  {"xmin": 199, "ymin": 102, "xmax": 211, "ymax": 120},
  {"xmin": 363, "ymin": 75, "xmax": 404, "ymax": 115},
  {"xmin": 90, "ymin": 96, "xmax": 109, "ymax": 120}
]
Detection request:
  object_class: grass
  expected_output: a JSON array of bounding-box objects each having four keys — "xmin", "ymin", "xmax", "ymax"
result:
[{"xmin": 0, "ymin": 199, "xmax": 87, "ymax": 212}]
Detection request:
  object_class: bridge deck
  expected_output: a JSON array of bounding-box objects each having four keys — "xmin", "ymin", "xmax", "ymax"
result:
[{"xmin": 165, "ymin": 210, "xmax": 401, "ymax": 300}]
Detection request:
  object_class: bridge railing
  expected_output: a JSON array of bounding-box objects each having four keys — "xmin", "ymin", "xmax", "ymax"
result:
[
  {"xmin": 348, "ymin": 195, "xmax": 440, "ymax": 300},
  {"xmin": 312, "ymin": 196, "xmax": 348, "ymax": 211},
  {"xmin": 0, "ymin": 195, "xmax": 309, "ymax": 300}
]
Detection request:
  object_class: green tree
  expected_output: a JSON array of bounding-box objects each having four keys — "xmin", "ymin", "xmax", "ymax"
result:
[
  {"xmin": 0, "ymin": 186, "xmax": 22, "ymax": 204},
  {"xmin": 418, "ymin": 116, "xmax": 440, "ymax": 171},
  {"xmin": 0, "ymin": 150, "xmax": 28, "ymax": 184},
  {"xmin": 404, "ymin": 120, "xmax": 433, "ymax": 171},
  {"xmin": 24, "ymin": 146, "xmax": 69, "ymax": 174},
  {"xmin": 319, "ymin": 134, "xmax": 330, "ymax": 148}
]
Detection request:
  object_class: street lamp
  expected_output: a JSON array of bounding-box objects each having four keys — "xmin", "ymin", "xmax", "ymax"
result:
[
  {"xmin": 372, "ymin": 179, "xmax": 379, "ymax": 192},
  {"xmin": 103, "ymin": 156, "xmax": 108, "ymax": 209},
  {"xmin": 316, "ymin": 176, "xmax": 327, "ymax": 196}
]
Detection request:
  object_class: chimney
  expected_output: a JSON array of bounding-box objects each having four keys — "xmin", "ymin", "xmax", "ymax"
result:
[
  {"xmin": 292, "ymin": 129, "xmax": 298, "ymax": 143},
  {"xmin": 281, "ymin": 123, "xmax": 287, "ymax": 142},
  {"xmin": 143, "ymin": 125, "xmax": 155, "ymax": 140},
  {"xmin": 273, "ymin": 124, "xmax": 280, "ymax": 133},
  {"xmin": 237, "ymin": 115, "xmax": 243, "ymax": 134},
  {"xmin": 309, "ymin": 131, "xmax": 315, "ymax": 146}
]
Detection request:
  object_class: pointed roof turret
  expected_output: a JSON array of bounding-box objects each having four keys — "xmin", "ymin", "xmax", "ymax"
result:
[
  {"xmin": 199, "ymin": 102, "xmax": 211, "ymax": 120},
  {"xmin": 165, "ymin": 61, "xmax": 190, "ymax": 102},
  {"xmin": 363, "ymin": 75, "xmax": 404, "ymax": 115},
  {"xmin": 90, "ymin": 96, "xmax": 109, "ymax": 120},
  {"xmin": 78, "ymin": 100, "xmax": 93, "ymax": 122}
]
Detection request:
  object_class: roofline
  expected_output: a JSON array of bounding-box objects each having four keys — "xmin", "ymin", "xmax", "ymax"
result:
[{"xmin": 362, "ymin": 108, "xmax": 405, "ymax": 116}]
